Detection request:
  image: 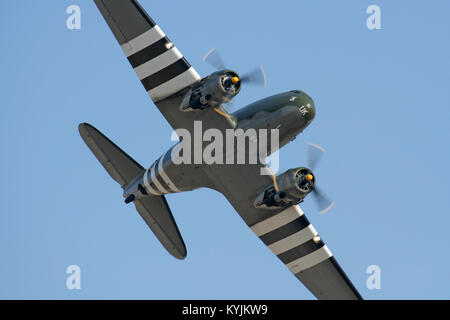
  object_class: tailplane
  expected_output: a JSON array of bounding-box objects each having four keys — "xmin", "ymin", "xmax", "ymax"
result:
[{"xmin": 78, "ymin": 123, "xmax": 187, "ymax": 259}]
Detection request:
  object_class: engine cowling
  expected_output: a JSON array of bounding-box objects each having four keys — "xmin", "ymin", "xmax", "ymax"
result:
[
  {"xmin": 180, "ymin": 70, "xmax": 241, "ymax": 111},
  {"xmin": 254, "ymin": 167, "xmax": 315, "ymax": 209}
]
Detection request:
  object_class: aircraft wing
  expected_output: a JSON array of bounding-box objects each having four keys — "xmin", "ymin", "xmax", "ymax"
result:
[
  {"xmin": 212, "ymin": 163, "xmax": 363, "ymax": 300},
  {"xmin": 94, "ymin": 0, "xmax": 200, "ymax": 101},
  {"xmin": 93, "ymin": 0, "xmax": 229, "ymax": 130},
  {"xmin": 250, "ymin": 205, "xmax": 362, "ymax": 299}
]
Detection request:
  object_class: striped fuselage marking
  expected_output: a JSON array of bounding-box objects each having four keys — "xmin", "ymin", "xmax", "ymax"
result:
[
  {"xmin": 142, "ymin": 153, "xmax": 181, "ymax": 195},
  {"xmin": 150, "ymin": 158, "xmax": 169, "ymax": 194},
  {"xmin": 157, "ymin": 152, "xmax": 181, "ymax": 193},
  {"xmin": 143, "ymin": 167, "xmax": 160, "ymax": 195}
]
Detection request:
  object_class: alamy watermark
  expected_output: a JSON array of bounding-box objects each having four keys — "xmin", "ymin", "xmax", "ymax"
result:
[
  {"xmin": 367, "ymin": 5, "xmax": 382, "ymax": 30},
  {"xmin": 66, "ymin": 265, "xmax": 81, "ymax": 290},
  {"xmin": 66, "ymin": 5, "xmax": 81, "ymax": 30},
  {"xmin": 366, "ymin": 264, "xmax": 381, "ymax": 290},
  {"xmin": 170, "ymin": 121, "xmax": 280, "ymax": 174}
]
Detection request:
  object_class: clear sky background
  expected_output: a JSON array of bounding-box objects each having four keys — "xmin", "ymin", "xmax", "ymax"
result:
[{"xmin": 1, "ymin": 0, "xmax": 449, "ymax": 299}]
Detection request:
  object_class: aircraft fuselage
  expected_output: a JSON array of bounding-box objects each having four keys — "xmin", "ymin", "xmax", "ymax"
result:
[{"xmin": 123, "ymin": 90, "xmax": 316, "ymax": 199}]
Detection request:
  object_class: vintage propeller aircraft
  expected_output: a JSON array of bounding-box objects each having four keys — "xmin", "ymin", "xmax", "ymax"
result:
[{"xmin": 79, "ymin": 0, "xmax": 362, "ymax": 299}]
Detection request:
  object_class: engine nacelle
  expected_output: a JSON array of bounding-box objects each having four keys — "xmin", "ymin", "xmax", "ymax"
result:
[
  {"xmin": 180, "ymin": 70, "xmax": 241, "ymax": 111},
  {"xmin": 254, "ymin": 167, "xmax": 315, "ymax": 209}
]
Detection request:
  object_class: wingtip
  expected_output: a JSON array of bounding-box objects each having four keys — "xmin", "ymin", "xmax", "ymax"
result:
[
  {"xmin": 78, "ymin": 122, "xmax": 90, "ymax": 133},
  {"xmin": 78, "ymin": 123, "xmax": 99, "ymax": 138},
  {"xmin": 171, "ymin": 247, "xmax": 187, "ymax": 260}
]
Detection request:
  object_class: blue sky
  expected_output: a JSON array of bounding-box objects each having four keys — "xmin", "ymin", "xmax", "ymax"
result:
[{"xmin": 1, "ymin": 0, "xmax": 449, "ymax": 299}]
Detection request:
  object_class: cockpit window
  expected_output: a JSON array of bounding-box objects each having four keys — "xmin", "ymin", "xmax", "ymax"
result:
[{"xmin": 290, "ymin": 90, "xmax": 313, "ymax": 101}]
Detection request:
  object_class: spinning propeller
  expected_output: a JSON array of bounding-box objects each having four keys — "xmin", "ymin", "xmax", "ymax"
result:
[
  {"xmin": 306, "ymin": 142, "xmax": 335, "ymax": 215},
  {"xmin": 203, "ymin": 48, "xmax": 267, "ymax": 111}
]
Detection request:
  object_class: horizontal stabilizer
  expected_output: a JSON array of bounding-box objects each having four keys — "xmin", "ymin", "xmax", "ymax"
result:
[
  {"xmin": 78, "ymin": 123, "xmax": 143, "ymax": 188},
  {"xmin": 135, "ymin": 197, "xmax": 187, "ymax": 259},
  {"xmin": 78, "ymin": 122, "xmax": 186, "ymax": 259}
]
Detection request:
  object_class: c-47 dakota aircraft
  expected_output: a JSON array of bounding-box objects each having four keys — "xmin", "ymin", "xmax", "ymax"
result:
[{"xmin": 79, "ymin": 0, "xmax": 362, "ymax": 299}]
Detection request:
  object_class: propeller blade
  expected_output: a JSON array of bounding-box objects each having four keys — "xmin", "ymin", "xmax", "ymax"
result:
[
  {"xmin": 240, "ymin": 66, "xmax": 267, "ymax": 87},
  {"xmin": 202, "ymin": 48, "xmax": 226, "ymax": 70},
  {"xmin": 307, "ymin": 142, "xmax": 326, "ymax": 170},
  {"xmin": 202, "ymin": 49, "xmax": 267, "ymax": 111},
  {"xmin": 222, "ymin": 102, "xmax": 233, "ymax": 113},
  {"xmin": 312, "ymin": 185, "xmax": 334, "ymax": 214},
  {"xmin": 222, "ymin": 92, "xmax": 234, "ymax": 112}
]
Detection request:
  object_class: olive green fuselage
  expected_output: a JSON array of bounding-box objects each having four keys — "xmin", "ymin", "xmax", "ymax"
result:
[
  {"xmin": 137, "ymin": 90, "xmax": 317, "ymax": 194},
  {"xmin": 232, "ymin": 90, "xmax": 315, "ymax": 149}
]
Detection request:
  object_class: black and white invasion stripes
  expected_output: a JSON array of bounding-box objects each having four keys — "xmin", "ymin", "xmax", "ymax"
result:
[
  {"xmin": 121, "ymin": 25, "xmax": 201, "ymax": 102},
  {"xmin": 251, "ymin": 206, "xmax": 333, "ymax": 275},
  {"xmin": 142, "ymin": 152, "xmax": 181, "ymax": 195}
]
